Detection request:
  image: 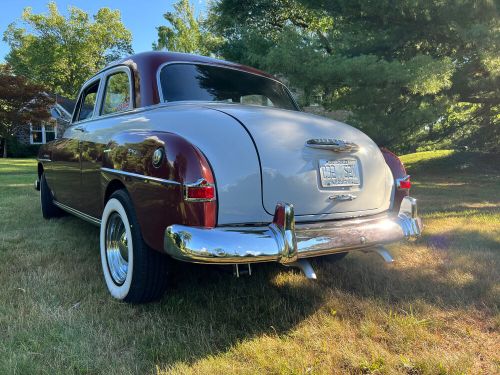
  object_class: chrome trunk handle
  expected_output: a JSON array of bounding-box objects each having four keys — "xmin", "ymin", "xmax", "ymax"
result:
[{"xmin": 306, "ymin": 138, "xmax": 359, "ymax": 152}]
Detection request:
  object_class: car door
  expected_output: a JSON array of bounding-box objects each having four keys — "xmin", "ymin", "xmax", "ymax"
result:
[
  {"xmin": 79, "ymin": 66, "xmax": 134, "ymax": 218},
  {"xmin": 49, "ymin": 78, "xmax": 102, "ymax": 211}
]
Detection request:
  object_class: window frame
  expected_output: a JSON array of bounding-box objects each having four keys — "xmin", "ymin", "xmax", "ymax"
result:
[
  {"xmin": 156, "ymin": 61, "xmax": 300, "ymax": 111},
  {"xmin": 72, "ymin": 77, "xmax": 102, "ymax": 124},
  {"xmin": 30, "ymin": 124, "xmax": 57, "ymax": 145},
  {"xmin": 99, "ymin": 66, "xmax": 134, "ymax": 117},
  {"xmin": 71, "ymin": 65, "xmax": 134, "ymax": 125}
]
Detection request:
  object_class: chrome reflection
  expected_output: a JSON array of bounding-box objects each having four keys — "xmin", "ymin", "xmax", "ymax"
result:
[
  {"xmin": 105, "ymin": 212, "xmax": 129, "ymax": 285},
  {"xmin": 164, "ymin": 197, "xmax": 422, "ymax": 264}
]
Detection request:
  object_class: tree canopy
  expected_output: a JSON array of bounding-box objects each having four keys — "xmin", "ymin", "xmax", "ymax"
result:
[
  {"xmin": 207, "ymin": 0, "xmax": 500, "ymax": 152},
  {"xmin": 0, "ymin": 65, "xmax": 53, "ymax": 157},
  {"xmin": 153, "ymin": 0, "xmax": 220, "ymax": 55},
  {"xmin": 3, "ymin": 2, "xmax": 133, "ymax": 98}
]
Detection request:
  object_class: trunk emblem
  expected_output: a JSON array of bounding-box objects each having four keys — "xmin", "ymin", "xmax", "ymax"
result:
[{"xmin": 306, "ymin": 139, "xmax": 359, "ymax": 152}]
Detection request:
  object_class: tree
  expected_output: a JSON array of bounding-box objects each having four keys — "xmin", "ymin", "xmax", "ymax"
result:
[
  {"xmin": 208, "ymin": 0, "xmax": 500, "ymax": 152},
  {"xmin": 0, "ymin": 65, "xmax": 53, "ymax": 157},
  {"xmin": 3, "ymin": 2, "xmax": 133, "ymax": 98},
  {"xmin": 153, "ymin": 0, "xmax": 220, "ymax": 55}
]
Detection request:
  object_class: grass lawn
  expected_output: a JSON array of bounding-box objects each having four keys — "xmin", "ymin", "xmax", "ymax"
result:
[{"xmin": 0, "ymin": 151, "xmax": 499, "ymax": 374}]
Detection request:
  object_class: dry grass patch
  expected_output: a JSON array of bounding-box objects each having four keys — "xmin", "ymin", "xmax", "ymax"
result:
[{"xmin": 0, "ymin": 153, "xmax": 499, "ymax": 374}]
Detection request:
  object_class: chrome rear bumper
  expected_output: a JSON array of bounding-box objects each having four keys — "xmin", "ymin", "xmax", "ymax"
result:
[{"xmin": 164, "ymin": 197, "xmax": 422, "ymax": 264}]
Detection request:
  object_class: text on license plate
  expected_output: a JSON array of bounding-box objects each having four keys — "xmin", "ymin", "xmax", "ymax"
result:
[{"xmin": 319, "ymin": 159, "xmax": 360, "ymax": 187}]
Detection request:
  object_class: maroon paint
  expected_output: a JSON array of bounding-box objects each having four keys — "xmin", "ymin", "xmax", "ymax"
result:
[
  {"xmin": 380, "ymin": 147, "xmax": 409, "ymax": 212},
  {"xmin": 101, "ymin": 131, "xmax": 217, "ymax": 251},
  {"xmin": 99, "ymin": 51, "xmax": 278, "ymax": 108}
]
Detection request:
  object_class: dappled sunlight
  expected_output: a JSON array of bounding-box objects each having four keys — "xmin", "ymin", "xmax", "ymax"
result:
[
  {"xmin": 1, "ymin": 153, "xmax": 499, "ymax": 374},
  {"xmin": 4, "ymin": 183, "xmax": 32, "ymax": 187}
]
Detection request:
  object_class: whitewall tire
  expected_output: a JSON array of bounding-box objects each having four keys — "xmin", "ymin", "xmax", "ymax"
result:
[{"xmin": 100, "ymin": 190, "xmax": 169, "ymax": 303}]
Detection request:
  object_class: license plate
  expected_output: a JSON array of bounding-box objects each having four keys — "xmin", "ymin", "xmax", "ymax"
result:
[{"xmin": 319, "ymin": 159, "xmax": 360, "ymax": 187}]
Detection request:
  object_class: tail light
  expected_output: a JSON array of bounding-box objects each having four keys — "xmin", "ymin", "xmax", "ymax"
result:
[
  {"xmin": 184, "ymin": 146, "xmax": 217, "ymax": 228},
  {"xmin": 380, "ymin": 147, "xmax": 409, "ymax": 212},
  {"xmin": 396, "ymin": 175, "xmax": 411, "ymax": 190},
  {"xmin": 184, "ymin": 179, "xmax": 215, "ymax": 201}
]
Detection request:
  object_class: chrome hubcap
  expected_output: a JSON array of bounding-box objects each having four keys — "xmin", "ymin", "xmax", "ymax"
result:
[{"xmin": 105, "ymin": 212, "xmax": 129, "ymax": 285}]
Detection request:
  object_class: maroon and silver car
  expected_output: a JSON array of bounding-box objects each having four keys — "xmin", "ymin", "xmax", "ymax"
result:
[{"xmin": 36, "ymin": 52, "xmax": 422, "ymax": 303}]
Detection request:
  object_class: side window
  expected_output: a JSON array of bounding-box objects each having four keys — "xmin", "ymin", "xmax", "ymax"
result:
[
  {"xmin": 102, "ymin": 71, "xmax": 131, "ymax": 115},
  {"xmin": 76, "ymin": 81, "xmax": 100, "ymax": 122}
]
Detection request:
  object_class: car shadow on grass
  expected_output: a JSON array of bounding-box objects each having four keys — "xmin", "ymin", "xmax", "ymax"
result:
[{"xmin": 123, "ymin": 226, "xmax": 497, "ymax": 371}]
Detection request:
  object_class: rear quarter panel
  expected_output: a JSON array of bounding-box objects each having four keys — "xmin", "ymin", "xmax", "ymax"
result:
[{"xmin": 82, "ymin": 103, "xmax": 266, "ymax": 250}]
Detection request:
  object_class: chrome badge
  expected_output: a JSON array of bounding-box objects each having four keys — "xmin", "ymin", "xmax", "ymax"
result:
[
  {"xmin": 152, "ymin": 148, "xmax": 164, "ymax": 168},
  {"xmin": 306, "ymin": 139, "xmax": 359, "ymax": 152}
]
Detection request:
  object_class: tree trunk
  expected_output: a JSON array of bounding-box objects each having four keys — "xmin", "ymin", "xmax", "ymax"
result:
[{"xmin": 0, "ymin": 138, "xmax": 6, "ymax": 158}]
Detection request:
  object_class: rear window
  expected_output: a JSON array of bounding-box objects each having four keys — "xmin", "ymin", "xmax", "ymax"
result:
[{"xmin": 158, "ymin": 63, "xmax": 297, "ymax": 111}]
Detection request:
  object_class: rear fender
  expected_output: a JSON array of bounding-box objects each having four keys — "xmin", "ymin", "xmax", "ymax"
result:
[
  {"xmin": 102, "ymin": 130, "xmax": 216, "ymax": 252},
  {"xmin": 380, "ymin": 147, "xmax": 409, "ymax": 212}
]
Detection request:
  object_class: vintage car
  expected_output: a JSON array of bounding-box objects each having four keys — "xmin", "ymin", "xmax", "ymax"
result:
[{"xmin": 36, "ymin": 52, "xmax": 422, "ymax": 303}]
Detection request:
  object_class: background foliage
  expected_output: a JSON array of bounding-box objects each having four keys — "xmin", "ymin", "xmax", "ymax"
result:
[
  {"xmin": 200, "ymin": 0, "xmax": 499, "ymax": 152},
  {"xmin": 2, "ymin": 0, "xmax": 498, "ymax": 153},
  {"xmin": 0, "ymin": 65, "xmax": 53, "ymax": 157},
  {"xmin": 3, "ymin": 1, "xmax": 132, "ymax": 98}
]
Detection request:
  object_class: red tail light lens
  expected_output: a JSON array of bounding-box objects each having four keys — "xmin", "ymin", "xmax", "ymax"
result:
[
  {"xmin": 396, "ymin": 175, "xmax": 411, "ymax": 190},
  {"xmin": 185, "ymin": 179, "xmax": 215, "ymax": 201}
]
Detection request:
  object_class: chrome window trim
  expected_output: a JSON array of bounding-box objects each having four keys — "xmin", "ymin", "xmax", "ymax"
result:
[
  {"xmin": 72, "ymin": 75, "xmax": 103, "ymax": 125},
  {"xmin": 100, "ymin": 167, "xmax": 182, "ymax": 186},
  {"xmin": 156, "ymin": 61, "xmax": 300, "ymax": 111},
  {"xmin": 53, "ymin": 200, "xmax": 101, "ymax": 226},
  {"xmin": 99, "ymin": 66, "xmax": 134, "ymax": 117}
]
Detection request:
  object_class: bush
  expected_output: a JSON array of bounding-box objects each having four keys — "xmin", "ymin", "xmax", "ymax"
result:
[{"xmin": 5, "ymin": 137, "xmax": 41, "ymax": 158}]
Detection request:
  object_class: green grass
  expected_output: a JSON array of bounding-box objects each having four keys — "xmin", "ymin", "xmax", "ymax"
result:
[{"xmin": 0, "ymin": 152, "xmax": 499, "ymax": 374}]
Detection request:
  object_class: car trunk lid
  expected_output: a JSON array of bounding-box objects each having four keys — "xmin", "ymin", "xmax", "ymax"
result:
[{"xmin": 208, "ymin": 104, "xmax": 392, "ymax": 217}]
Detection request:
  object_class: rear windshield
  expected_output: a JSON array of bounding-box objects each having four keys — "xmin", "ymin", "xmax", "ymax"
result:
[{"xmin": 158, "ymin": 63, "xmax": 298, "ymax": 111}]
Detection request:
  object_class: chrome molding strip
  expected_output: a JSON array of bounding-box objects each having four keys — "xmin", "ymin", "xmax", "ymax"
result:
[
  {"xmin": 53, "ymin": 201, "xmax": 101, "ymax": 226},
  {"xmin": 100, "ymin": 167, "xmax": 181, "ymax": 186},
  {"xmin": 37, "ymin": 158, "xmax": 52, "ymax": 162}
]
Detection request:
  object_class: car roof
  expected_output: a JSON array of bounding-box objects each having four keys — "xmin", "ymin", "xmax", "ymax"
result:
[{"xmin": 93, "ymin": 51, "xmax": 278, "ymax": 108}]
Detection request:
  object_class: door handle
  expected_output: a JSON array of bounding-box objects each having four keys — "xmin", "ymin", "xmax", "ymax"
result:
[{"xmin": 74, "ymin": 126, "xmax": 86, "ymax": 132}]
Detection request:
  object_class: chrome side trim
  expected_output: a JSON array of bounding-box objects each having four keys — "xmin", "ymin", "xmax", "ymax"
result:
[
  {"xmin": 53, "ymin": 201, "xmax": 101, "ymax": 226},
  {"xmin": 164, "ymin": 197, "xmax": 422, "ymax": 264},
  {"xmin": 37, "ymin": 158, "xmax": 52, "ymax": 162},
  {"xmin": 100, "ymin": 168, "xmax": 181, "ymax": 186}
]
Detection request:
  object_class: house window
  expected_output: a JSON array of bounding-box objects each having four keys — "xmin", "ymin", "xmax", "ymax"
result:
[
  {"xmin": 45, "ymin": 125, "xmax": 56, "ymax": 142},
  {"xmin": 31, "ymin": 125, "xmax": 43, "ymax": 144},
  {"xmin": 30, "ymin": 124, "xmax": 57, "ymax": 144}
]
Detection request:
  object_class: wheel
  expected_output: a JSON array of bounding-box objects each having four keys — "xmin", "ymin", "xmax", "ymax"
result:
[
  {"xmin": 40, "ymin": 173, "xmax": 63, "ymax": 219},
  {"xmin": 100, "ymin": 190, "xmax": 169, "ymax": 303}
]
